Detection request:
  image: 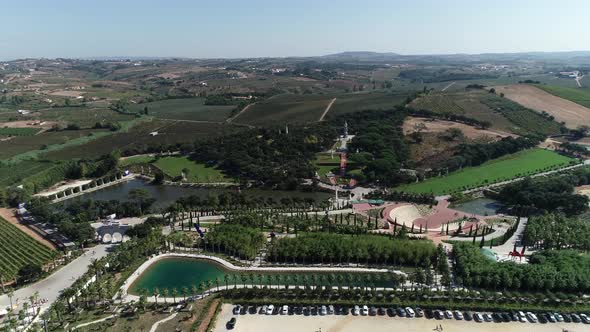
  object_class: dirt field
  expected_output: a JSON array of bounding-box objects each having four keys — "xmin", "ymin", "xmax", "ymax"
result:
[
  {"xmin": 403, "ymin": 117, "xmax": 515, "ymax": 139},
  {"xmin": 213, "ymin": 304, "xmax": 584, "ymax": 332},
  {"xmin": 495, "ymin": 85, "xmax": 590, "ymax": 127},
  {"xmin": 48, "ymin": 90, "xmax": 85, "ymax": 97},
  {"xmin": 0, "ymin": 208, "xmax": 57, "ymax": 250},
  {"xmin": 0, "ymin": 120, "xmax": 56, "ymax": 129}
]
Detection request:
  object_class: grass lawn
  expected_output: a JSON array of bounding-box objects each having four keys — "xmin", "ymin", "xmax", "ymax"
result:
[
  {"xmin": 395, "ymin": 148, "xmax": 576, "ymax": 195},
  {"xmin": 535, "ymin": 84, "xmax": 590, "ymax": 109},
  {"xmin": 153, "ymin": 156, "xmax": 234, "ymax": 183},
  {"xmin": 120, "ymin": 155, "xmax": 155, "ymax": 167},
  {"xmin": 128, "ymin": 97, "xmax": 236, "ymax": 122}
]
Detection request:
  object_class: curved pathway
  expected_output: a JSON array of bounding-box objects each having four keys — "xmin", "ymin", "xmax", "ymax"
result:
[{"xmin": 150, "ymin": 312, "xmax": 178, "ymax": 332}]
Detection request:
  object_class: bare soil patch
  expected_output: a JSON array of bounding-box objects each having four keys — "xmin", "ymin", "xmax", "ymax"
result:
[
  {"xmin": 495, "ymin": 84, "xmax": 590, "ymax": 127},
  {"xmin": 0, "ymin": 208, "xmax": 57, "ymax": 250},
  {"xmin": 48, "ymin": 90, "xmax": 85, "ymax": 97},
  {"xmin": 0, "ymin": 120, "xmax": 57, "ymax": 129},
  {"xmin": 403, "ymin": 117, "xmax": 515, "ymax": 139}
]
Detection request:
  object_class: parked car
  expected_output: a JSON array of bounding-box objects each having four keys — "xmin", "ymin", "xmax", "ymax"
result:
[
  {"xmin": 233, "ymin": 305, "xmax": 242, "ymax": 315},
  {"xmin": 434, "ymin": 310, "xmax": 444, "ymax": 320},
  {"xmin": 304, "ymin": 305, "xmax": 311, "ymax": 316},
  {"xmin": 571, "ymin": 313, "xmax": 581, "ymax": 323},
  {"xmin": 492, "ymin": 312, "xmax": 502, "ymax": 322},
  {"xmin": 405, "ymin": 307, "xmax": 416, "ymax": 317},
  {"xmin": 369, "ymin": 307, "xmax": 377, "ymax": 316},
  {"xmin": 562, "ymin": 313, "xmax": 572, "ymax": 322},
  {"xmin": 227, "ymin": 317, "xmax": 237, "ymax": 329},
  {"xmin": 388, "ymin": 307, "xmax": 397, "ymax": 317},
  {"xmin": 260, "ymin": 305, "xmax": 268, "ymax": 315},
  {"xmin": 353, "ymin": 305, "xmax": 360, "ymax": 316},
  {"xmin": 341, "ymin": 306, "xmax": 350, "ymax": 315},
  {"xmin": 397, "ymin": 307, "xmax": 407, "ymax": 317},
  {"xmin": 547, "ymin": 313, "xmax": 556, "ymax": 323},
  {"xmin": 453, "ymin": 311, "xmax": 463, "ymax": 320},
  {"xmin": 501, "ymin": 312, "xmax": 511, "ymax": 322},
  {"xmin": 281, "ymin": 305, "xmax": 288, "ymax": 315},
  {"xmin": 554, "ymin": 312, "xmax": 564, "ymax": 322},
  {"xmin": 320, "ymin": 305, "xmax": 327, "ymax": 316},
  {"xmin": 517, "ymin": 311, "xmax": 526, "ymax": 322},
  {"xmin": 474, "ymin": 312, "xmax": 484, "ymax": 322},
  {"xmin": 483, "ymin": 313, "xmax": 493, "ymax": 322},
  {"xmin": 580, "ymin": 313, "xmax": 590, "ymax": 324},
  {"xmin": 328, "ymin": 305, "xmax": 335, "ymax": 315},
  {"xmin": 362, "ymin": 305, "xmax": 369, "ymax": 316},
  {"xmin": 378, "ymin": 307, "xmax": 386, "ymax": 316},
  {"xmin": 463, "ymin": 311, "xmax": 473, "ymax": 321},
  {"xmin": 526, "ymin": 312, "xmax": 538, "ymax": 323},
  {"xmin": 415, "ymin": 307, "xmax": 424, "ymax": 317},
  {"xmin": 267, "ymin": 305, "xmax": 275, "ymax": 315},
  {"xmin": 538, "ymin": 313, "xmax": 547, "ymax": 324},
  {"xmin": 444, "ymin": 310, "xmax": 453, "ymax": 319}
]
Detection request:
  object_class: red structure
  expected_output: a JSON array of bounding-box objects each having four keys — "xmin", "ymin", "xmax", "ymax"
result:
[{"xmin": 340, "ymin": 152, "xmax": 347, "ymax": 176}]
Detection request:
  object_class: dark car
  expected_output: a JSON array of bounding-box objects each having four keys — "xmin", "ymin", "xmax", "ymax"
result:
[
  {"xmin": 233, "ymin": 305, "xmax": 242, "ymax": 315},
  {"xmin": 501, "ymin": 312, "xmax": 511, "ymax": 322},
  {"xmin": 538, "ymin": 313, "xmax": 548, "ymax": 323},
  {"xmin": 304, "ymin": 305, "xmax": 311, "ymax": 316},
  {"xmin": 563, "ymin": 313, "xmax": 572, "ymax": 322},
  {"xmin": 434, "ymin": 310, "xmax": 444, "ymax": 320},
  {"xmin": 378, "ymin": 307, "xmax": 387, "ymax": 316},
  {"xmin": 388, "ymin": 307, "xmax": 397, "ymax": 317},
  {"xmin": 415, "ymin": 307, "xmax": 424, "ymax": 317},
  {"xmin": 424, "ymin": 309, "xmax": 434, "ymax": 319},
  {"xmin": 510, "ymin": 312, "xmax": 519, "ymax": 322},
  {"xmin": 463, "ymin": 311, "xmax": 473, "ymax": 321},
  {"xmin": 571, "ymin": 313, "xmax": 581, "ymax": 323},
  {"xmin": 397, "ymin": 307, "xmax": 407, "ymax": 317},
  {"xmin": 492, "ymin": 312, "xmax": 503, "ymax": 322},
  {"xmin": 227, "ymin": 317, "xmax": 237, "ymax": 329},
  {"xmin": 369, "ymin": 307, "xmax": 378, "ymax": 316}
]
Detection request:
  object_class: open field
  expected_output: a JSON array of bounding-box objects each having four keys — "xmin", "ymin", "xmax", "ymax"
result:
[
  {"xmin": 233, "ymin": 94, "xmax": 333, "ymax": 126},
  {"xmin": 403, "ymin": 117, "xmax": 515, "ymax": 140},
  {"xmin": 0, "ymin": 216, "xmax": 55, "ymax": 281},
  {"xmin": 535, "ymin": 85, "xmax": 590, "ymax": 109},
  {"xmin": 35, "ymin": 106, "xmax": 136, "ymax": 127},
  {"xmin": 153, "ymin": 156, "xmax": 233, "ymax": 183},
  {"xmin": 396, "ymin": 148, "xmax": 575, "ymax": 194},
  {"xmin": 44, "ymin": 120, "xmax": 241, "ymax": 160},
  {"xmin": 128, "ymin": 97, "xmax": 236, "ymax": 122},
  {"xmin": 495, "ymin": 84, "xmax": 590, "ymax": 127},
  {"xmin": 0, "ymin": 127, "xmax": 40, "ymax": 136}
]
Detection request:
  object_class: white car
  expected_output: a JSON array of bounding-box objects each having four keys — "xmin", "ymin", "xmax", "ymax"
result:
[
  {"xmin": 353, "ymin": 305, "xmax": 360, "ymax": 316},
  {"xmin": 526, "ymin": 312, "xmax": 538, "ymax": 323},
  {"xmin": 580, "ymin": 313, "xmax": 590, "ymax": 324},
  {"xmin": 518, "ymin": 311, "xmax": 526, "ymax": 322},
  {"xmin": 454, "ymin": 310, "xmax": 463, "ymax": 320},
  {"xmin": 444, "ymin": 310, "xmax": 453, "ymax": 319},
  {"xmin": 267, "ymin": 304, "xmax": 275, "ymax": 315},
  {"xmin": 405, "ymin": 307, "xmax": 415, "ymax": 317},
  {"xmin": 483, "ymin": 313, "xmax": 493, "ymax": 322},
  {"xmin": 362, "ymin": 305, "xmax": 369, "ymax": 316},
  {"xmin": 320, "ymin": 305, "xmax": 327, "ymax": 316},
  {"xmin": 281, "ymin": 305, "xmax": 288, "ymax": 315},
  {"xmin": 474, "ymin": 312, "xmax": 484, "ymax": 322},
  {"xmin": 554, "ymin": 313, "xmax": 564, "ymax": 322}
]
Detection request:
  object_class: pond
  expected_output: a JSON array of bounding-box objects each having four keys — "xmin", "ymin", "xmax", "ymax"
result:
[
  {"xmin": 451, "ymin": 198, "xmax": 502, "ymax": 216},
  {"xmin": 64, "ymin": 179, "xmax": 333, "ymax": 210},
  {"xmin": 128, "ymin": 257, "xmax": 396, "ymax": 295}
]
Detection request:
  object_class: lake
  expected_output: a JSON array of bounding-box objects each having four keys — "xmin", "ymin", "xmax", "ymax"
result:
[{"xmin": 451, "ymin": 198, "xmax": 502, "ymax": 216}]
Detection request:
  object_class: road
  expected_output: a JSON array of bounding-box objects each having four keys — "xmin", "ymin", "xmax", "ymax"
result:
[
  {"xmin": 0, "ymin": 244, "xmax": 113, "ymax": 313},
  {"xmin": 441, "ymin": 82, "xmax": 455, "ymax": 92},
  {"xmin": 318, "ymin": 98, "xmax": 337, "ymax": 121},
  {"xmin": 576, "ymin": 75, "xmax": 585, "ymax": 88},
  {"xmin": 226, "ymin": 103, "xmax": 255, "ymax": 123}
]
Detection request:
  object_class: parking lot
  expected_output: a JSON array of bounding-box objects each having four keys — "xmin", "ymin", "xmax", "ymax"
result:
[{"xmin": 213, "ymin": 303, "xmax": 588, "ymax": 332}]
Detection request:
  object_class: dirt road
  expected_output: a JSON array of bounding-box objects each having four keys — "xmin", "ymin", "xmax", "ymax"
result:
[{"xmin": 318, "ymin": 98, "xmax": 337, "ymax": 121}]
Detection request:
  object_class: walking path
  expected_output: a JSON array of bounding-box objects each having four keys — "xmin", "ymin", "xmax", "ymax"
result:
[
  {"xmin": 72, "ymin": 314, "xmax": 117, "ymax": 330},
  {"xmin": 318, "ymin": 98, "xmax": 337, "ymax": 121},
  {"xmin": 441, "ymin": 82, "xmax": 455, "ymax": 92},
  {"xmin": 149, "ymin": 312, "xmax": 178, "ymax": 332},
  {"xmin": 51, "ymin": 174, "xmax": 136, "ymax": 203},
  {"xmin": 576, "ymin": 75, "xmax": 585, "ymax": 88},
  {"xmin": 493, "ymin": 217, "xmax": 528, "ymax": 256},
  {"xmin": 0, "ymin": 245, "xmax": 113, "ymax": 314},
  {"xmin": 226, "ymin": 103, "xmax": 255, "ymax": 123}
]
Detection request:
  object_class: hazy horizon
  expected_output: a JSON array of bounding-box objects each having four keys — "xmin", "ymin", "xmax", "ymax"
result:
[{"xmin": 1, "ymin": 0, "xmax": 589, "ymax": 60}]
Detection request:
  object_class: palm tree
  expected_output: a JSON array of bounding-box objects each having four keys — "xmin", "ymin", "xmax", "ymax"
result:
[
  {"xmin": 62, "ymin": 288, "xmax": 76, "ymax": 312},
  {"xmin": 181, "ymin": 286, "xmax": 189, "ymax": 302},
  {"xmin": 172, "ymin": 288, "xmax": 178, "ymax": 303},
  {"xmin": 162, "ymin": 288, "xmax": 169, "ymax": 304},
  {"xmin": 153, "ymin": 287, "xmax": 160, "ymax": 304},
  {"xmin": 191, "ymin": 285, "xmax": 198, "ymax": 298},
  {"xmin": 224, "ymin": 274, "xmax": 230, "ymax": 290},
  {"xmin": 215, "ymin": 277, "xmax": 220, "ymax": 292},
  {"xmin": 198, "ymin": 282, "xmax": 206, "ymax": 299}
]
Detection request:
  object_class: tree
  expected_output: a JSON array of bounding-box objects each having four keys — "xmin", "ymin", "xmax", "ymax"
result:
[
  {"xmin": 128, "ymin": 188, "xmax": 151, "ymax": 216},
  {"xmin": 17, "ymin": 263, "xmax": 43, "ymax": 284}
]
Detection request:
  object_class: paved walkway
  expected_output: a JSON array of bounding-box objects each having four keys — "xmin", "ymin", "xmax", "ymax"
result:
[
  {"xmin": 0, "ymin": 245, "xmax": 113, "ymax": 313},
  {"xmin": 493, "ymin": 217, "xmax": 528, "ymax": 256},
  {"xmin": 72, "ymin": 314, "xmax": 117, "ymax": 330},
  {"xmin": 150, "ymin": 312, "xmax": 178, "ymax": 332}
]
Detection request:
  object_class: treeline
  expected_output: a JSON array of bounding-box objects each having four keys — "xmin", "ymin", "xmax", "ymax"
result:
[
  {"xmin": 206, "ymin": 224, "xmax": 265, "ymax": 260},
  {"xmin": 268, "ymin": 233, "xmax": 436, "ymax": 266},
  {"xmin": 453, "ymin": 243, "xmax": 590, "ymax": 293},
  {"xmin": 173, "ymin": 192, "xmax": 328, "ymax": 211},
  {"xmin": 524, "ymin": 214, "xmax": 590, "ymax": 250},
  {"xmin": 336, "ymin": 108, "xmax": 411, "ymax": 186},
  {"xmin": 497, "ymin": 168, "xmax": 590, "ymax": 215},
  {"xmin": 399, "ymin": 69, "xmax": 497, "ymax": 83},
  {"xmin": 191, "ymin": 124, "xmax": 337, "ymax": 189},
  {"xmin": 407, "ymin": 107, "xmax": 491, "ymax": 129},
  {"xmin": 365, "ymin": 190, "xmax": 435, "ymax": 205},
  {"xmin": 441, "ymin": 137, "xmax": 539, "ymax": 172}
]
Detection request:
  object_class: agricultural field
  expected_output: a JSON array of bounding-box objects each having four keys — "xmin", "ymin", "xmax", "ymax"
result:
[
  {"xmin": 127, "ymin": 98, "xmax": 235, "ymax": 122},
  {"xmin": 0, "ymin": 160, "xmax": 55, "ymax": 187},
  {"xmin": 153, "ymin": 156, "xmax": 233, "ymax": 183},
  {"xmin": 233, "ymin": 94, "xmax": 333, "ymax": 126},
  {"xmin": 0, "ymin": 127, "xmax": 40, "ymax": 136},
  {"xmin": 0, "ymin": 217, "xmax": 55, "ymax": 281},
  {"xmin": 326, "ymin": 92, "xmax": 410, "ymax": 117},
  {"xmin": 0, "ymin": 128, "xmax": 109, "ymax": 160},
  {"xmin": 44, "ymin": 120, "xmax": 241, "ymax": 160},
  {"xmin": 34, "ymin": 107, "xmax": 136, "ymax": 128},
  {"xmin": 495, "ymin": 84, "xmax": 590, "ymax": 127},
  {"xmin": 395, "ymin": 148, "xmax": 576, "ymax": 194}
]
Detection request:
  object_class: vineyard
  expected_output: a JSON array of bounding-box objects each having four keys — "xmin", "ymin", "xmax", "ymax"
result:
[
  {"xmin": 0, "ymin": 127, "xmax": 40, "ymax": 136},
  {"xmin": 0, "ymin": 217, "xmax": 55, "ymax": 281}
]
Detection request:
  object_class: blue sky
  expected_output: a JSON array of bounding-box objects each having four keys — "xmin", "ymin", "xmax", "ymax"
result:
[{"xmin": 1, "ymin": 0, "xmax": 589, "ymax": 59}]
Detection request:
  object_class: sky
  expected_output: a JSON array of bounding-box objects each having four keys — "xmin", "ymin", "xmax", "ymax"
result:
[{"xmin": 1, "ymin": 0, "xmax": 589, "ymax": 60}]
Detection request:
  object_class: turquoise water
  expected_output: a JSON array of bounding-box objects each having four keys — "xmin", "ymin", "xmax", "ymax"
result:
[
  {"xmin": 452, "ymin": 198, "xmax": 502, "ymax": 216},
  {"xmin": 129, "ymin": 257, "xmax": 395, "ymax": 295}
]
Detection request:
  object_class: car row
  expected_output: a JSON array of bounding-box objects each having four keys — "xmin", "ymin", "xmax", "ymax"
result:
[{"xmin": 231, "ymin": 305, "xmax": 590, "ymax": 324}]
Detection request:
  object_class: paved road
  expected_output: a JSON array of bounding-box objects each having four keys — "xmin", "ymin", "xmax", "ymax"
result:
[
  {"xmin": 0, "ymin": 244, "xmax": 113, "ymax": 313},
  {"xmin": 318, "ymin": 98, "xmax": 337, "ymax": 121},
  {"xmin": 493, "ymin": 217, "xmax": 528, "ymax": 256}
]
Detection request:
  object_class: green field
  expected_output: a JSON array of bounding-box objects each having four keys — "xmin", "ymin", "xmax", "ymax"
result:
[
  {"xmin": 536, "ymin": 85, "xmax": 590, "ymax": 109},
  {"xmin": 153, "ymin": 156, "xmax": 233, "ymax": 183},
  {"xmin": 234, "ymin": 94, "xmax": 333, "ymax": 126},
  {"xmin": 395, "ymin": 149, "xmax": 576, "ymax": 195},
  {"xmin": 0, "ymin": 127, "xmax": 40, "ymax": 136},
  {"xmin": 0, "ymin": 217, "xmax": 55, "ymax": 280},
  {"xmin": 327, "ymin": 92, "xmax": 409, "ymax": 117},
  {"xmin": 120, "ymin": 155, "xmax": 155, "ymax": 167},
  {"xmin": 36, "ymin": 107, "xmax": 135, "ymax": 127},
  {"xmin": 0, "ymin": 160, "xmax": 55, "ymax": 187},
  {"xmin": 128, "ymin": 98, "xmax": 236, "ymax": 122}
]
